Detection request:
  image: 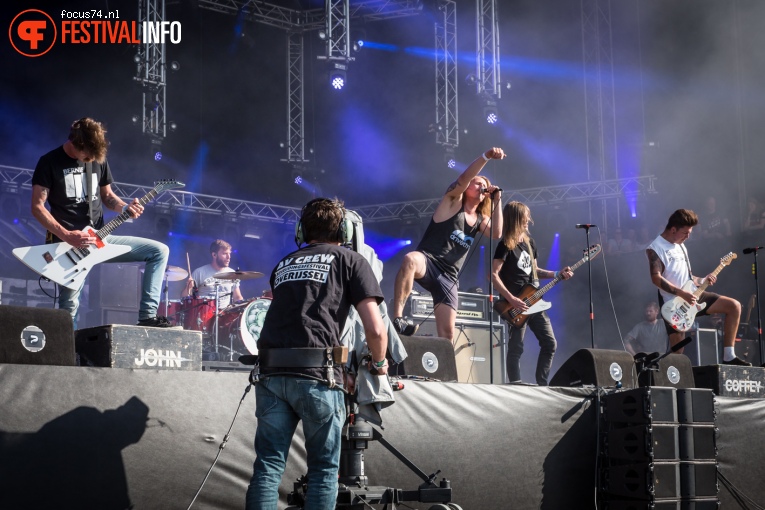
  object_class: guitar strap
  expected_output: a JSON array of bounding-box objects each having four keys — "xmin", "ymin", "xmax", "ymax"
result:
[
  {"xmin": 85, "ymin": 162, "xmax": 95, "ymax": 227},
  {"xmin": 680, "ymin": 243, "xmax": 693, "ymax": 281}
]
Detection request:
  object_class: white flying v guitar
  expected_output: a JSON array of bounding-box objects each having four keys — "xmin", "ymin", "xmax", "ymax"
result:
[
  {"xmin": 660, "ymin": 251, "xmax": 737, "ymax": 332},
  {"xmin": 13, "ymin": 179, "xmax": 184, "ymax": 290}
]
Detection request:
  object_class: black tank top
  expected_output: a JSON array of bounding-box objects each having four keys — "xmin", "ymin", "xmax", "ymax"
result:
[{"xmin": 416, "ymin": 207, "xmax": 483, "ymax": 280}]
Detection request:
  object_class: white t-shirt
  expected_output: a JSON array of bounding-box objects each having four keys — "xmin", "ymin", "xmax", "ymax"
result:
[
  {"xmin": 191, "ymin": 264, "xmax": 240, "ymax": 309},
  {"xmin": 647, "ymin": 235, "xmax": 691, "ymax": 301}
]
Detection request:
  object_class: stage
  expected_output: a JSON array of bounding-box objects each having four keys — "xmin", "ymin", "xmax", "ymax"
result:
[{"xmin": 1, "ymin": 364, "xmax": 764, "ymax": 509}]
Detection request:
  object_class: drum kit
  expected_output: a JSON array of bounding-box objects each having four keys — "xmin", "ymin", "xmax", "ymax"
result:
[{"xmin": 160, "ymin": 265, "xmax": 270, "ymax": 361}]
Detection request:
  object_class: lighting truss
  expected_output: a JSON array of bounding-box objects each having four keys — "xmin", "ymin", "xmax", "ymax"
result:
[
  {"xmin": 476, "ymin": 0, "xmax": 501, "ymax": 99},
  {"xmin": 135, "ymin": 0, "xmax": 167, "ymax": 140},
  {"xmin": 324, "ymin": 0, "xmax": 352, "ymax": 62},
  {"xmin": 0, "ymin": 165, "xmax": 657, "ymax": 226},
  {"xmin": 435, "ymin": 0, "xmax": 458, "ymax": 148},
  {"xmin": 284, "ymin": 31, "xmax": 307, "ymax": 162}
]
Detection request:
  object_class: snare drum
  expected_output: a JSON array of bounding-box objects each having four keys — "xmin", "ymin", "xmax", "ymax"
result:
[
  {"xmin": 217, "ymin": 298, "xmax": 271, "ymax": 355},
  {"xmin": 180, "ymin": 297, "xmax": 216, "ymax": 333}
]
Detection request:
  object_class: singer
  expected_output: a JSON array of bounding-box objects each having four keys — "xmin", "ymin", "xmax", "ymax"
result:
[
  {"xmin": 491, "ymin": 202, "xmax": 573, "ymax": 386},
  {"xmin": 391, "ymin": 148, "xmax": 505, "ymax": 340},
  {"xmin": 646, "ymin": 209, "xmax": 750, "ymax": 365}
]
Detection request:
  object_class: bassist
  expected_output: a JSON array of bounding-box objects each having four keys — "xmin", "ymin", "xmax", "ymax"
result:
[
  {"xmin": 491, "ymin": 202, "xmax": 573, "ymax": 385},
  {"xmin": 30, "ymin": 117, "xmax": 171, "ymax": 329},
  {"xmin": 646, "ymin": 208, "xmax": 749, "ymax": 365}
]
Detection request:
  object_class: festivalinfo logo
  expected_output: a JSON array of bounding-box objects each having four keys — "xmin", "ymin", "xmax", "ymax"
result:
[{"xmin": 9, "ymin": 9, "xmax": 182, "ymax": 58}]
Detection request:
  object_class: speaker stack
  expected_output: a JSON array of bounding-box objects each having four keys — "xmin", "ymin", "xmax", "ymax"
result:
[
  {"xmin": 406, "ymin": 292, "xmax": 506, "ymax": 384},
  {"xmin": 600, "ymin": 387, "xmax": 719, "ymax": 509},
  {"xmin": 550, "ymin": 349, "xmax": 638, "ymax": 389}
]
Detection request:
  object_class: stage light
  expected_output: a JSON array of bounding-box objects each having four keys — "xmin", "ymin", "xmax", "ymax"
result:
[
  {"xmin": 169, "ymin": 121, "xmax": 177, "ymax": 132},
  {"xmin": 170, "ymin": 61, "xmax": 180, "ymax": 71},
  {"xmin": 329, "ymin": 62, "xmax": 347, "ymax": 90},
  {"xmin": 294, "ymin": 175, "xmax": 303, "ymax": 185},
  {"xmin": 131, "ymin": 115, "xmax": 139, "ymax": 124},
  {"xmin": 482, "ymin": 96, "xmax": 499, "ymax": 125},
  {"xmin": 154, "ymin": 151, "xmax": 162, "ymax": 161},
  {"xmin": 318, "ymin": 30, "xmax": 327, "ymax": 40},
  {"xmin": 447, "ymin": 158, "xmax": 456, "ymax": 169},
  {"xmin": 486, "ymin": 112, "xmax": 498, "ymax": 124}
]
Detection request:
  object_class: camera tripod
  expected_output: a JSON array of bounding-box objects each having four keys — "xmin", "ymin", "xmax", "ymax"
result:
[{"xmin": 286, "ymin": 393, "xmax": 463, "ymax": 510}]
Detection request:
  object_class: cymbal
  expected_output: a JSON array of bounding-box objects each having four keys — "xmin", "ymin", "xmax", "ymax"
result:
[
  {"xmin": 165, "ymin": 265, "xmax": 189, "ymax": 281},
  {"xmin": 213, "ymin": 270, "xmax": 264, "ymax": 281}
]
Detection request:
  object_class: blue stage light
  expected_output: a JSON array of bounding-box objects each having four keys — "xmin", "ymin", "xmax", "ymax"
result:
[
  {"xmin": 154, "ymin": 151, "xmax": 162, "ymax": 161},
  {"xmin": 486, "ymin": 112, "xmax": 498, "ymax": 124},
  {"xmin": 294, "ymin": 175, "xmax": 303, "ymax": 185},
  {"xmin": 447, "ymin": 158, "xmax": 456, "ymax": 169},
  {"xmin": 331, "ymin": 75, "xmax": 345, "ymax": 90}
]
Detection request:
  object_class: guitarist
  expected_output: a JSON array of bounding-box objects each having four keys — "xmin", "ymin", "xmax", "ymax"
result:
[
  {"xmin": 646, "ymin": 208, "xmax": 749, "ymax": 365},
  {"xmin": 491, "ymin": 202, "xmax": 573, "ymax": 386},
  {"xmin": 30, "ymin": 117, "xmax": 172, "ymax": 329}
]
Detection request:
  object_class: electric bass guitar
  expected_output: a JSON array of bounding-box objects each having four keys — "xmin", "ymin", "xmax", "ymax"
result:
[
  {"xmin": 493, "ymin": 244, "xmax": 602, "ymax": 328},
  {"xmin": 13, "ymin": 179, "xmax": 184, "ymax": 290},
  {"xmin": 660, "ymin": 252, "xmax": 737, "ymax": 332}
]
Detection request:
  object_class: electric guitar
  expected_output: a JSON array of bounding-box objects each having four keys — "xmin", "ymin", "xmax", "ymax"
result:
[
  {"xmin": 13, "ymin": 179, "xmax": 184, "ymax": 290},
  {"xmin": 660, "ymin": 252, "xmax": 737, "ymax": 332},
  {"xmin": 493, "ymin": 244, "xmax": 602, "ymax": 328}
]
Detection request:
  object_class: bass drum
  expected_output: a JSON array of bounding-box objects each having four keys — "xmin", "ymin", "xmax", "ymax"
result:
[{"xmin": 217, "ymin": 298, "xmax": 271, "ymax": 355}]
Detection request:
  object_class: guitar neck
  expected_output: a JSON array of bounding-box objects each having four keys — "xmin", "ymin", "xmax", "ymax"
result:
[
  {"xmin": 527, "ymin": 253, "xmax": 591, "ymax": 301},
  {"xmin": 693, "ymin": 261, "xmax": 728, "ymax": 297},
  {"xmin": 95, "ymin": 188, "xmax": 160, "ymax": 239}
]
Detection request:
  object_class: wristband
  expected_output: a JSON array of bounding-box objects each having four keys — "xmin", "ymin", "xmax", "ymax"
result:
[
  {"xmin": 481, "ymin": 152, "xmax": 490, "ymax": 162},
  {"xmin": 554, "ymin": 271, "xmax": 560, "ymax": 278},
  {"xmin": 372, "ymin": 359, "xmax": 387, "ymax": 368}
]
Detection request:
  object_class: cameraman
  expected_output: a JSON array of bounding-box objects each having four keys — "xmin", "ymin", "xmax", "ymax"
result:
[{"xmin": 245, "ymin": 198, "xmax": 388, "ymax": 510}]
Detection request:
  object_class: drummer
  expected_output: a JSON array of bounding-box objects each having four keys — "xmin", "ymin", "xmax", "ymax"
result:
[{"xmin": 183, "ymin": 239, "xmax": 244, "ymax": 308}]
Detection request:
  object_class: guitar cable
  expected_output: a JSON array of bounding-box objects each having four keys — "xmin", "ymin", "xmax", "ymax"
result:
[{"xmin": 592, "ymin": 228, "xmax": 628, "ymax": 351}]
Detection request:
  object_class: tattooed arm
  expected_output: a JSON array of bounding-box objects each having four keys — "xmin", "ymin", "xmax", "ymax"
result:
[
  {"xmin": 101, "ymin": 184, "xmax": 144, "ymax": 218},
  {"xmin": 646, "ymin": 248, "xmax": 696, "ymax": 304},
  {"xmin": 31, "ymin": 184, "xmax": 96, "ymax": 246}
]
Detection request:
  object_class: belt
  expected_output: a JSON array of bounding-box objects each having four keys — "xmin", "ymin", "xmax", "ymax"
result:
[{"xmin": 259, "ymin": 347, "xmax": 348, "ymax": 368}]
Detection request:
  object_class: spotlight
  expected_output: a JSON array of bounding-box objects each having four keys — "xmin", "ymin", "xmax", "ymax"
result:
[
  {"xmin": 294, "ymin": 175, "xmax": 303, "ymax": 185},
  {"xmin": 170, "ymin": 61, "xmax": 181, "ymax": 71},
  {"xmin": 482, "ymin": 96, "xmax": 499, "ymax": 125},
  {"xmin": 131, "ymin": 115, "xmax": 139, "ymax": 124},
  {"xmin": 169, "ymin": 121, "xmax": 177, "ymax": 132},
  {"xmin": 318, "ymin": 30, "xmax": 327, "ymax": 40},
  {"xmin": 443, "ymin": 148, "xmax": 456, "ymax": 169},
  {"xmin": 447, "ymin": 158, "xmax": 456, "ymax": 169},
  {"xmin": 329, "ymin": 62, "xmax": 347, "ymax": 90},
  {"xmin": 154, "ymin": 151, "xmax": 163, "ymax": 161},
  {"xmin": 465, "ymin": 73, "xmax": 477, "ymax": 86},
  {"xmin": 133, "ymin": 53, "xmax": 141, "ymax": 63}
]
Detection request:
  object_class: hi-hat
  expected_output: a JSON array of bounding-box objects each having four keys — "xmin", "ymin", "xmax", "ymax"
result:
[
  {"xmin": 213, "ymin": 270, "xmax": 264, "ymax": 281},
  {"xmin": 165, "ymin": 265, "xmax": 189, "ymax": 281}
]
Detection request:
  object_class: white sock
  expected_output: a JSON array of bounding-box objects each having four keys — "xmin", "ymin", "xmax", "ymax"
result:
[{"xmin": 723, "ymin": 347, "xmax": 736, "ymax": 361}]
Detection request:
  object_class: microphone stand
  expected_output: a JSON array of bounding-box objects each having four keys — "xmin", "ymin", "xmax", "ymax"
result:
[
  {"xmin": 488, "ymin": 192, "xmax": 497, "ymax": 384},
  {"xmin": 579, "ymin": 226, "xmax": 595, "ymax": 349},
  {"xmin": 748, "ymin": 248, "xmax": 763, "ymax": 366}
]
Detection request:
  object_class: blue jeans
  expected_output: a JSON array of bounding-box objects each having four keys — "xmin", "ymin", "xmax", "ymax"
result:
[
  {"xmin": 506, "ymin": 311, "xmax": 557, "ymax": 386},
  {"xmin": 58, "ymin": 234, "xmax": 169, "ymax": 328},
  {"xmin": 246, "ymin": 376, "xmax": 346, "ymax": 510}
]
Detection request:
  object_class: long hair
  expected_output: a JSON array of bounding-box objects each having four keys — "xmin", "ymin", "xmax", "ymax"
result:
[
  {"xmin": 472, "ymin": 175, "xmax": 493, "ymax": 218},
  {"xmin": 501, "ymin": 201, "xmax": 533, "ymax": 251},
  {"xmin": 68, "ymin": 118, "xmax": 108, "ymax": 163}
]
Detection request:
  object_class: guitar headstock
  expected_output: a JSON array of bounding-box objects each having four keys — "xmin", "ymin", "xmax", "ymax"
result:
[
  {"xmin": 584, "ymin": 244, "xmax": 602, "ymax": 261},
  {"xmin": 154, "ymin": 179, "xmax": 186, "ymax": 192},
  {"xmin": 720, "ymin": 252, "xmax": 737, "ymax": 265}
]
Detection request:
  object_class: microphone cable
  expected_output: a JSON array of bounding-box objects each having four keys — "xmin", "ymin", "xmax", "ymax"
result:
[{"xmin": 186, "ymin": 381, "xmax": 253, "ymax": 509}]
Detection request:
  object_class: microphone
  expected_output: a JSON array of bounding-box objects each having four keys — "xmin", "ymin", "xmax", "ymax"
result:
[
  {"xmin": 481, "ymin": 187, "xmax": 503, "ymax": 193},
  {"xmin": 575, "ymin": 224, "xmax": 597, "ymax": 229},
  {"xmin": 637, "ymin": 336, "xmax": 692, "ymax": 373},
  {"xmin": 743, "ymin": 246, "xmax": 764, "ymax": 254}
]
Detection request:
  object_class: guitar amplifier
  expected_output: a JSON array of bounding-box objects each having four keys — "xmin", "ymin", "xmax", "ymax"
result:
[{"xmin": 405, "ymin": 292, "xmax": 499, "ymax": 325}]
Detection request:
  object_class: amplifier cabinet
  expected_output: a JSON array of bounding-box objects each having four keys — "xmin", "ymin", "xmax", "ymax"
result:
[
  {"xmin": 405, "ymin": 292, "xmax": 499, "ymax": 325},
  {"xmin": 414, "ymin": 318, "xmax": 507, "ymax": 384}
]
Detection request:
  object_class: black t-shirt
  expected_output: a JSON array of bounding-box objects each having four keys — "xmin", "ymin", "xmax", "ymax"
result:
[
  {"xmin": 416, "ymin": 207, "xmax": 483, "ymax": 280},
  {"xmin": 32, "ymin": 146, "xmax": 113, "ymax": 231},
  {"xmin": 493, "ymin": 237, "xmax": 537, "ymax": 295},
  {"xmin": 258, "ymin": 243, "xmax": 384, "ymax": 385}
]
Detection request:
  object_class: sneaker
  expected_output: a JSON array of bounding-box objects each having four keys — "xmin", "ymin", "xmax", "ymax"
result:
[
  {"xmin": 136, "ymin": 316, "xmax": 174, "ymax": 328},
  {"xmin": 392, "ymin": 317, "xmax": 419, "ymax": 336},
  {"xmin": 723, "ymin": 356, "xmax": 752, "ymax": 366}
]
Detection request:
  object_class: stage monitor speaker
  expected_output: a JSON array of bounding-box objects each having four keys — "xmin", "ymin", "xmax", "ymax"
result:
[
  {"xmin": 0, "ymin": 304, "xmax": 75, "ymax": 366},
  {"xmin": 550, "ymin": 349, "xmax": 637, "ymax": 389},
  {"xmin": 638, "ymin": 353, "xmax": 695, "ymax": 389},
  {"xmin": 413, "ymin": 318, "xmax": 505, "ymax": 384},
  {"xmin": 390, "ymin": 335, "xmax": 458, "ymax": 382}
]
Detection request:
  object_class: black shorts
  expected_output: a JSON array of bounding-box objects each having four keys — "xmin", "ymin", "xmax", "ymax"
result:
[
  {"xmin": 658, "ymin": 291, "xmax": 720, "ymax": 335},
  {"xmin": 416, "ymin": 257, "xmax": 459, "ymax": 311}
]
